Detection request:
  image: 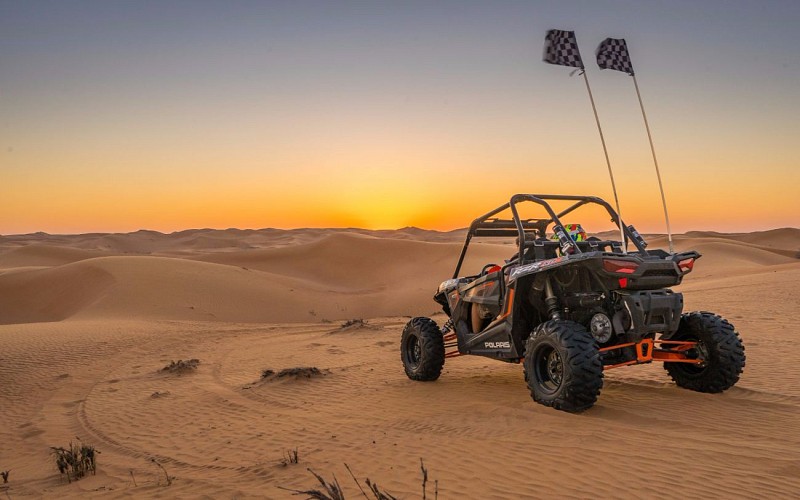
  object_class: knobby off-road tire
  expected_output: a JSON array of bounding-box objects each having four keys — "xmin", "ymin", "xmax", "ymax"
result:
[
  {"xmin": 523, "ymin": 320, "xmax": 603, "ymax": 413},
  {"xmin": 401, "ymin": 317, "xmax": 445, "ymax": 381},
  {"xmin": 664, "ymin": 311, "xmax": 745, "ymax": 393}
]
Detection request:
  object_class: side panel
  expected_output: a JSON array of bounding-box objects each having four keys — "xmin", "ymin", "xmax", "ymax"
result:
[{"xmin": 451, "ymin": 275, "xmax": 520, "ymax": 360}]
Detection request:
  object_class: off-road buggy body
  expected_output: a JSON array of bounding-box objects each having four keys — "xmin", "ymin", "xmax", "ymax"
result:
[{"xmin": 401, "ymin": 194, "xmax": 745, "ymax": 412}]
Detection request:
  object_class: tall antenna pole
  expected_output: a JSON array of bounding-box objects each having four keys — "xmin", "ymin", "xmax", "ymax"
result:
[
  {"xmin": 582, "ymin": 71, "xmax": 627, "ymax": 253},
  {"xmin": 632, "ymin": 74, "xmax": 674, "ymax": 254}
]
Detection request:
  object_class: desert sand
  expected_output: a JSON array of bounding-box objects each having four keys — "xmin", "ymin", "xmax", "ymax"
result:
[{"xmin": 1, "ymin": 227, "xmax": 799, "ymax": 498}]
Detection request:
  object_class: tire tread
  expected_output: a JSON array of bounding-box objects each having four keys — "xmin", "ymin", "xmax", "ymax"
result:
[
  {"xmin": 401, "ymin": 317, "xmax": 445, "ymax": 381},
  {"xmin": 523, "ymin": 320, "xmax": 603, "ymax": 412},
  {"xmin": 664, "ymin": 311, "xmax": 745, "ymax": 393}
]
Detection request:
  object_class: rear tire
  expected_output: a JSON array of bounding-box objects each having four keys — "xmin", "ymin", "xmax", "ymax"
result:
[
  {"xmin": 401, "ymin": 317, "xmax": 445, "ymax": 381},
  {"xmin": 523, "ymin": 320, "xmax": 603, "ymax": 412},
  {"xmin": 664, "ymin": 312, "xmax": 745, "ymax": 393}
]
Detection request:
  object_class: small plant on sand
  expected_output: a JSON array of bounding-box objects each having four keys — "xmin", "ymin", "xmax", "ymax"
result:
[
  {"xmin": 281, "ymin": 448, "xmax": 299, "ymax": 466},
  {"xmin": 51, "ymin": 440, "xmax": 98, "ymax": 483},
  {"xmin": 419, "ymin": 459, "xmax": 437, "ymax": 500},
  {"xmin": 160, "ymin": 359, "xmax": 200, "ymax": 374},
  {"xmin": 340, "ymin": 318, "xmax": 367, "ymax": 329},
  {"xmin": 281, "ymin": 460, "xmax": 436, "ymax": 499},
  {"xmin": 261, "ymin": 367, "xmax": 327, "ymax": 380},
  {"xmin": 279, "ymin": 468, "xmax": 345, "ymax": 499},
  {"xmin": 151, "ymin": 458, "xmax": 172, "ymax": 486},
  {"xmin": 1, "ymin": 470, "xmax": 9, "ymax": 483}
]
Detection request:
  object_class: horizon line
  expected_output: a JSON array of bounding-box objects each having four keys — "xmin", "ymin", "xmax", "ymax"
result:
[{"xmin": 2, "ymin": 225, "xmax": 798, "ymax": 239}]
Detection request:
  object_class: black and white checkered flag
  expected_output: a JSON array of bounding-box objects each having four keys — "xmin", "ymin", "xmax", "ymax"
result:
[
  {"xmin": 543, "ymin": 29, "xmax": 584, "ymax": 69},
  {"xmin": 596, "ymin": 38, "xmax": 634, "ymax": 75}
]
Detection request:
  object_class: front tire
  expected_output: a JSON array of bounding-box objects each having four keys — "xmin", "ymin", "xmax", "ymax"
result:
[
  {"xmin": 523, "ymin": 320, "xmax": 603, "ymax": 412},
  {"xmin": 401, "ymin": 317, "xmax": 445, "ymax": 381},
  {"xmin": 664, "ymin": 312, "xmax": 745, "ymax": 393}
]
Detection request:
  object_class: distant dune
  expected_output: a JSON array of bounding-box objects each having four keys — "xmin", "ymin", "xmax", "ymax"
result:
[{"xmin": 1, "ymin": 227, "xmax": 797, "ymax": 325}]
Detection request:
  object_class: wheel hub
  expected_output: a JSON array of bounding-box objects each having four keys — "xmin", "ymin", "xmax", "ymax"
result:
[
  {"xmin": 406, "ymin": 335, "xmax": 421, "ymax": 367},
  {"xmin": 546, "ymin": 351, "xmax": 563, "ymax": 386},
  {"xmin": 534, "ymin": 345, "xmax": 565, "ymax": 394},
  {"xmin": 692, "ymin": 341, "xmax": 709, "ymax": 367}
]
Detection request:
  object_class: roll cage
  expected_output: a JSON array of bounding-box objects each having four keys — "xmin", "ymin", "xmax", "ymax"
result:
[{"xmin": 452, "ymin": 194, "xmax": 648, "ymax": 278}]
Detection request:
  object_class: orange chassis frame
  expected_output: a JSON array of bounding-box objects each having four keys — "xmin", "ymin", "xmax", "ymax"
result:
[{"xmin": 443, "ymin": 334, "xmax": 702, "ymax": 369}]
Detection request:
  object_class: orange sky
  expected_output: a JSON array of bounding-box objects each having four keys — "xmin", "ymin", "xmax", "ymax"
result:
[{"xmin": 2, "ymin": 2, "xmax": 798, "ymax": 235}]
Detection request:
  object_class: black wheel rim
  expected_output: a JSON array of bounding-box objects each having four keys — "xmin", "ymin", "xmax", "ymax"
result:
[
  {"xmin": 405, "ymin": 334, "xmax": 421, "ymax": 369},
  {"xmin": 534, "ymin": 344, "xmax": 563, "ymax": 394}
]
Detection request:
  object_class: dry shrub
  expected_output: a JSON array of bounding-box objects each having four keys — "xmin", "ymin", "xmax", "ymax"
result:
[
  {"xmin": 160, "ymin": 359, "xmax": 200, "ymax": 374},
  {"xmin": 340, "ymin": 318, "xmax": 367, "ymax": 329},
  {"xmin": 281, "ymin": 460, "xmax": 436, "ymax": 500},
  {"xmin": 279, "ymin": 468, "xmax": 345, "ymax": 499},
  {"xmin": 261, "ymin": 367, "xmax": 328, "ymax": 380},
  {"xmin": 51, "ymin": 440, "xmax": 98, "ymax": 483}
]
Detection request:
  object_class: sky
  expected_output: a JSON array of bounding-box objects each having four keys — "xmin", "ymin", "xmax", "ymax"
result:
[{"xmin": 1, "ymin": 0, "xmax": 799, "ymax": 234}]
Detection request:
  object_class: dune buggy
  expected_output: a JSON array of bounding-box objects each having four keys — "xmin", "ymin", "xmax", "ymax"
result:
[{"xmin": 401, "ymin": 194, "xmax": 745, "ymax": 412}]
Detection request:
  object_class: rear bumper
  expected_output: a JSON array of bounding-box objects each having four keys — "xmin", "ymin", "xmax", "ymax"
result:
[{"xmin": 617, "ymin": 290, "xmax": 683, "ymax": 336}]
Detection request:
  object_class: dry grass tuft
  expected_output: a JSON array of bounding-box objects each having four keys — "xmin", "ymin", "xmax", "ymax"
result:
[
  {"xmin": 279, "ymin": 468, "xmax": 344, "ymax": 499},
  {"xmin": 281, "ymin": 448, "xmax": 299, "ymax": 466},
  {"xmin": 340, "ymin": 318, "xmax": 368, "ymax": 329},
  {"xmin": 51, "ymin": 439, "xmax": 98, "ymax": 483},
  {"xmin": 262, "ymin": 367, "xmax": 327, "ymax": 380},
  {"xmin": 281, "ymin": 460, "xmax": 436, "ymax": 499},
  {"xmin": 160, "ymin": 359, "xmax": 200, "ymax": 374}
]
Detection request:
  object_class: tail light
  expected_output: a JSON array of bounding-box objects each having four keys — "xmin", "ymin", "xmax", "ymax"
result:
[
  {"xmin": 603, "ymin": 258, "xmax": 640, "ymax": 274},
  {"xmin": 678, "ymin": 258, "xmax": 695, "ymax": 273}
]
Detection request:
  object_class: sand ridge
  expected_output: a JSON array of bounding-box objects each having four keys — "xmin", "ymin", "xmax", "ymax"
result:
[{"xmin": 2, "ymin": 228, "xmax": 797, "ymax": 325}]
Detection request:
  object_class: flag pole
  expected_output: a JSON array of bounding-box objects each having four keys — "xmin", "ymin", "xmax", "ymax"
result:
[
  {"xmin": 632, "ymin": 74, "xmax": 674, "ymax": 254},
  {"xmin": 581, "ymin": 70, "xmax": 627, "ymax": 253}
]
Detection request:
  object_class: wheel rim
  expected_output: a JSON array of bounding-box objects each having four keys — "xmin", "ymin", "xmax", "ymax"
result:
[
  {"xmin": 405, "ymin": 334, "xmax": 421, "ymax": 369},
  {"xmin": 534, "ymin": 344, "xmax": 564, "ymax": 394}
]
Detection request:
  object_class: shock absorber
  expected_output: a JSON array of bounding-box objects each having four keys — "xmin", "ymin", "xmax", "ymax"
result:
[
  {"xmin": 440, "ymin": 318, "xmax": 454, "ymax": 335},
  {"xmin": 544, "ymin": 275, "xmax": 561, "ymax": 321}
]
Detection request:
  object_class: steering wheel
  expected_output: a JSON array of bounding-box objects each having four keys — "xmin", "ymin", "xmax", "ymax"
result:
[{"xmin": 481, "ymin": 263, "xmax": 501, "ymax": 276}]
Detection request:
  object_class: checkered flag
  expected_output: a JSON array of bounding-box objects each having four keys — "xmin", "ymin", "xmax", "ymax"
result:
[
  {"xmin": 543, "ymin": 29, "xmax": 584, "ymax": 69},
  {"xmin": 596, "ymin": 38, "xmax": 635, "ymax": 75}
]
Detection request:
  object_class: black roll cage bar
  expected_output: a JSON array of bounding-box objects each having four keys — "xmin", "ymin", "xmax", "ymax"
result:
[{"xmin": 452, "ymin": 194, "xmax": 647, "ymax": 279}]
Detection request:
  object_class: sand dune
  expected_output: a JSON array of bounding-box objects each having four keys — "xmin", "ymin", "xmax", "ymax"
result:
[
  {"xmin": 194, "ymin": 232, "xmax": 507, "ymax": 289},
  {"xmin": 0, "ymin": 244, "xmax": 110, "ymax": 269},
  {"xmin": 0, "ymin": 260, "xmax": 115, "ymax": 324},
  {"xmin": 684, "ymin": 228, "xmax": 800, "ymax": 251},
  {"xmin": 0, "ymin": 232, "xmax": 513, "ymax": 324},
  {"xmin": 650, "ymin": 235, "xmax": 800, "ymax": 279},
  {"xmin": 1, "ymin": 226, "xmax": 799, "ymax": 498},
  {"xmin": 2, "ymin": 228, "xmax": 796, "ymax": 325}
]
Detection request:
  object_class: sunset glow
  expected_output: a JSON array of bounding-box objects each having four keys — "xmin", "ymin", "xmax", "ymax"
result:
[{"xmin": 2, "ymin": 1, "xmax": 798, "ymax": 235}]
